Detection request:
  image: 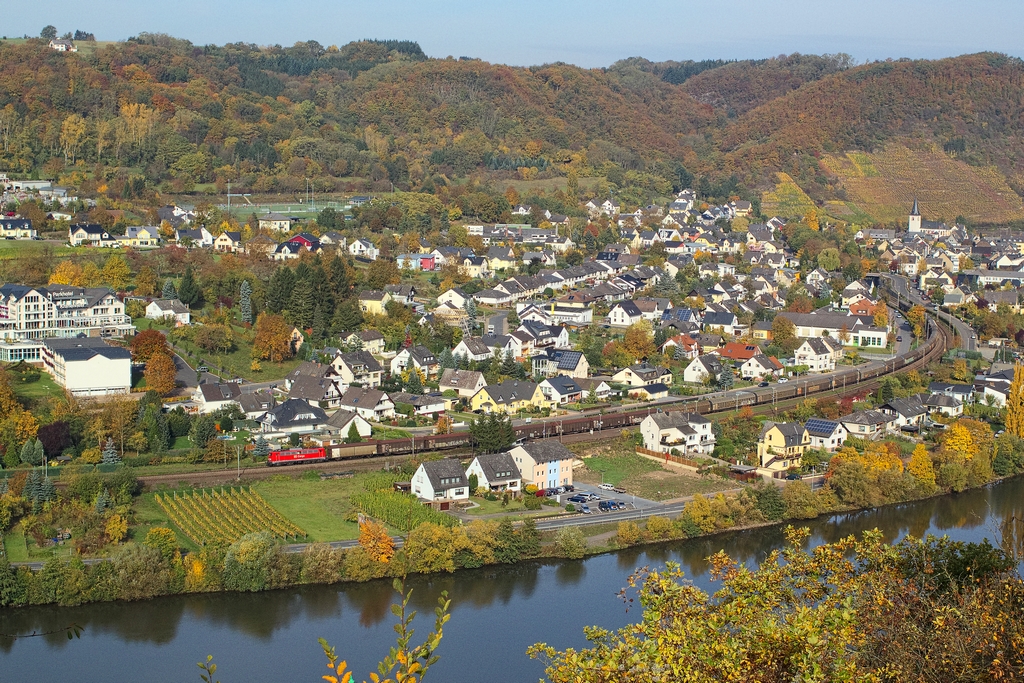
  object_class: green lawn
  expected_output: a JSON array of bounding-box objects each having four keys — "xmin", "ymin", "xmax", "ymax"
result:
[
  {"xmin": 465, "ymin": 497, "xmax": 526, "ymax": 515},
  {"xmin": 577, "ymin": 452, "xmax": 661, "ymax": 486},
  {"xmin": 251, "ymin": 476, "xmax": 363, "ymax": 542},
  {"xmin": 0, "ymin": 241, "xmax": 78, "ymax": 261},
  {"xmin": 3, "ymin": 531, "xmax": 28, "ymax": 561},
  {"xmin": 131, "ymin": 493, "xmax": 200, "ymax": 551},
  {"xmin": 10, "ymin": 372, "xmax": 63, "ymax": 402}
]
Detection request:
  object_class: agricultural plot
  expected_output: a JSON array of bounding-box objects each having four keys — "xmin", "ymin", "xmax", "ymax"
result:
[
  {"xmin": 155, "ymin": 487, "xmax": 305, "ymax": 545},
  {"xmin": 823, "ymin": 144, "xmax": 1024, "ymax": 224},
  {"xmin": 351, "ymin": 490, "xmax": 458, "ymax": 531},
  {"xmin": 760, "ymin": 172, "xmax": 817, "ymax": 219}
]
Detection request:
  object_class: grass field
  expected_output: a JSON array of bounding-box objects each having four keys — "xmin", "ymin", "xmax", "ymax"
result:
[
  {"xmin": 823, "ymin": 144, "xmax": 1024, "ymax": 224},
  {"xmin": 0, "ymin": 240, "xmax": 79, "ymax": 261},
  {"xmin": 250, "ymin": 475, "xmax": 363, "ymax": 542},
  {"xmin": 571, "ymin": 437, "xmax": 737, "ymax": 502},
  {"xmin": 10, "ymin": 372, "xmax": 63, "ymax": 402}
]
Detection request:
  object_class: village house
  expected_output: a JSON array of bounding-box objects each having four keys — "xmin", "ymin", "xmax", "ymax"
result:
[
  {"xmin": 839, "ymin": 410, "xmax": 893, "ymax": 439},
  {"xmin": 213, "ymin": 231, "xmax": 242, "ymax": 253},
  {"xmin": 258, "ymin": 399, "xmax": 328, "ymax": 435},
  {"xmin": 192, "ymin": 383, "xmax": 242, "ymax": 414},
  {"xmin": 337, "ymin": 387, "xmax": 396, "ymax": 422},
  {"xmin": 69, "ymin": 223, "xmax": 114, "ymax": 246},
  {"xmin": 348, "ymin": 238, "xmax": 379, "ymax": 260},
  {"xmin": 411, "ymin": 459, "xmax": 470, "ymax": 503},
  {"xmin": 258, "ymin": 212, "xmax": 295, "ymax": 232},
  {"xmin": 509, "ymin": 440, "xmax": 575, "ymax": 489},
  {"xmin": 539, "ymin": 375, "xmax": 583, "ymax": 405},
  {"xmin": 390, "ymin": 345, "xmax": 440, "ymax": 379},
  {"xmin": 465, "ymin": 452, "xmax": 522, "ymax": 494},
  {"xmin": 577, "ymin": 377, "xmax": 613, "ymax": 402},
  {"xmin": 470, "ymin": 379, "xmax": 547, "ymax": 414},
  {"xmin": 323, "ymin": 409, "xmax": 374, "ymax": 440},
  {"xmin": 145, "ymin": 298, "xmax": 191, "ymax": 326},
  {"xmin": 343, "ymin": 330, "xmax": 386, "ymax": 355},
  {"xmin": 640, "ymin": 412, "xmax": 716, "ymax": 455},
  {"xmin": 531, "ymin": 348, "xmax": 590, "ymax": 379},
  {"xmin": 740, "ymin": 354, "xmax": 784, "ymax": 380},
  {"xmin": 288, "ymin": 374, "xmax": 344, "ymax": 409},
  {"xmin": 237, "ymin": 391, "xmax": 276, "ymax": 421},
  {"xmin": 358, "ymin": 290, "xmax": 392, "ymax": 315},
  {"xmin": 608, "ymin": 301, "xmax": 644, "ymax": 327},
  {"xmin": 612, "ymin": 362, "xmax": 672, "ymax": 387},
  {"xmin": 118, "ymin": 226, "xmax": 161, "ymax": 247},
  {"xmin": 803, "ymin": 418, "xmax": 848, "ymax": 452},
  {"xmin": 794, "ymin": 337, "xmax": 844, "ymax": 372},
  {"xmin": 439, "ymin": 368, "xmax": 487, "ymax": 399},
  {"xmin": 923, "ymin": 393, "xmax": 963, "ymax": 417},
  {"xmin": 682, "ymin": 355, "xmax": 723, "ymax": 384},
  {"xmin": 756, "ymin": 422, "xmax": 809, "ymax": 471},
  {"xmin": 879, "ymin": 395, "xmax": 928, "ymax": 432}
]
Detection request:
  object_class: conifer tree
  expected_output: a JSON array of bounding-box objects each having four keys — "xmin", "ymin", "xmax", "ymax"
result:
[
  {"xmin": 464, "ymin": 298, "xmax": 477, "ymax": 318},
  {"xmin": 239, "ymin": 280, "xmax": 253, "ymax": 324},
  {"xmin": 95, "ymin": 488, "xmax": 111, "ymax": 513},
  {"xmin": 500, "ymin": 348, "xmax": 519, "ymax": 377},
  {"xmin": 20, "ymin": 438, "xmax": 42, "ymax": 466},
  {"xmin": 254, "ymin": 435, "xmax": 271, "ymax": 459},
  {"xmin": 177, "ymin": 265, "xmax": 201, "ymax": 307},
  {"xmin": 439, "ymin": 348, "xmax": 456, "ymax": 369},
  {"xmin": 101, "ymin": 438, "xmax": 120, "ymax": 464},
  {"xmin": 162, "ymin": 279, "xmax": 177, "ymax": 299},
  {"xmin": 39, "ymin": 477, "xmax": 56, "ymax": 503},
  {"xmin": 347, "ymin": 422, "xmax": 362, "ymax": 444},
  {"xmin": 405, "ymin": 368, "xmax": 424, "ymax": 394}
]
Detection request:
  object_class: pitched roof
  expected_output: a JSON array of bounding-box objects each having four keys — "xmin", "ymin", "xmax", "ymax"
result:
[
  {"xmin": 439, "ymin": 368, "xmax": 485, "ymax": 391},
  {"xmin": 471, "ymin": 452, "xmax": 521, "ymax": 483},
  {"xmin": 804, "ymin": 418, "xmax": 842, "ymax": 438},
  {"xmin": 649, "ymin": 412, "xmax": 711, "ymax": 430},
  {"xmin": 762, "ymin": 421, "xmax": 807, "ymax": 448},
  {"xmin": 262, "ymin": 398, "xmax": 327, "ymax": 427},
  {"xmin": 516, "ymin": 439, "xmax": 572, "ymax": 464},
  {"xmin": 198, "ymin": 383, "xmax": 242, "ymax": 403},
  {"xmin": 481, "ymin": 380, "xmax": 539, "ymax": 405},
  {"xmin": 336, "ymin": 350, "xmax": 382, "ymax": 373},
  {"xmin": 542, "ymin": 375, "xmax": 582, "ymax": 396},
  {"xmin": 419, "ymin": 459, "xmax": 467, "ymax": 491},
  {"xmin": 338, "ymin": 386, "xmax": 389, "ymax": 410}
]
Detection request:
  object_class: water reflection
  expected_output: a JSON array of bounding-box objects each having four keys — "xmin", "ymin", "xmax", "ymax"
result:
[{"xmin": 0, "ymin": 477, "xmax": 1020, "ymax": 683}]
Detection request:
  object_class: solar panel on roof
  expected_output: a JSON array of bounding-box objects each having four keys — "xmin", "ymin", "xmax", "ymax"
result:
[{"xmin": 804, "ymin": 418, "xmax": 838, "ymax": 435}]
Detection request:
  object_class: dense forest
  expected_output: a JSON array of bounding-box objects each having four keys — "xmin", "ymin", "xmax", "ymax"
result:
[{"xmin": 2, "ymin": 34, "xmax": 1024, "ymax": 209}]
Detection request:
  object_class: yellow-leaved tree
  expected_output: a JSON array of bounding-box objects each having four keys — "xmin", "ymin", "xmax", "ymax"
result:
[
  {"xmin": 49, "ymin": 260, "xmax": 84, "ymax": 286},
  {"xmin": 941, "ymin": 422, "xmax": 977, "ymax": 463},
  {"xmin": 907, "ymin": 443, "xmax": 936, "ymax": 491},
  {"xmin": 622, "ymin": 320, "xmax": 655, "ymax": 362},
  {"xmin": 358, "ymin": 519, "xmax": 395, "ymax": 564},
  {"xmin": 1004, "ymin": 362, "xmax": 1024, "ymax": 438}
]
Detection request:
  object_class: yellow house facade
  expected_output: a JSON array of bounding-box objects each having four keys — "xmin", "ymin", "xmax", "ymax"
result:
[
  {"xmin": 469, "ymin": 380, "xmax": 548, "ymax": 414},
  {"xmin": 358, "ymin": 290, "xmax": 392, "ymax": 315},
  {"xmin": 756, "ymin": 422, "xmax": 808, "ymax": 471}
]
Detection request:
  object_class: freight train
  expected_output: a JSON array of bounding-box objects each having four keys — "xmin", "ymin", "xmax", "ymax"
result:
[{"xmin": 265, "ymin": 316, "xmax": 944, "ymax": 467}]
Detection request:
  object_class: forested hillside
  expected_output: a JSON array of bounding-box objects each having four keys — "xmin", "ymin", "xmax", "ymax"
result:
[{"xmin": 2, "ymin": 34, "xmax": 1024, "ymax": 223}]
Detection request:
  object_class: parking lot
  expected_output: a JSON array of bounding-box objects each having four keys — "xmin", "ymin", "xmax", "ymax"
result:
[{"xmin": 542, "ymin": 485, "xmax": 660, "ymax": 514}]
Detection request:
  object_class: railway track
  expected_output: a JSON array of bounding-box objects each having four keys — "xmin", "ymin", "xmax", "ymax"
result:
[{"xmin": 134, "ymin": 313, "xmax": 952, "ymax": 488}]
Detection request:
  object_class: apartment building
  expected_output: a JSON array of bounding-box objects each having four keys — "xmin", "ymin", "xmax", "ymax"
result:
[{"xmin": 0, "ymin": 284, "xmax": 135, "ymax": 341}]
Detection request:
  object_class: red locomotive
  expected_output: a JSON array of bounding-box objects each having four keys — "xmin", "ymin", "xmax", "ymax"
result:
[{"xmin": 267, "ymin": 447, "xmax": 327, "ymax": 466}]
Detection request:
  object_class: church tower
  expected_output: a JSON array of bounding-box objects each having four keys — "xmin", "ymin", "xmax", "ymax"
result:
[{"xmin": 908, "ymin": 199, "xmax": 922, "ymax": 232}]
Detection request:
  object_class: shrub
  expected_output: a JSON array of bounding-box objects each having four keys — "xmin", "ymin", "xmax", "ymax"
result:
[
  {"xmin": 565, "ymin": 503, "xmax": 575, "ymax": 512},
  {"xmin": 523, "ymin": 495, "xmax": 542, "ymax": 510},
  {"xmin": 223, "ymin": 532, "xmax": 278, "ymax": 593},
  {"xmin": 112, "ymin": 544, "xmax": 169, "ymax": 601},
  {"xmin": 645, "ymin": 515, "xmax": 674, "ymax": 539},
  {"xmin": 554, "ymin": 526, "xmax": 587, "ymax": 559},
  {"xmin": 616, "ymin": 521, "xmax": 642, "ymax": 546}
]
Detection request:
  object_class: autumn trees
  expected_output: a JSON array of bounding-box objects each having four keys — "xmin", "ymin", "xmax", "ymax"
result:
[{"xmin": 252, "ymin": 313, "xmax": 294, "ymax": 364}]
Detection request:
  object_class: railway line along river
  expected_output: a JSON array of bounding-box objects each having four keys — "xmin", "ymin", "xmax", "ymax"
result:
[{"xmin": 2, "ymin": 475, "xmax": 1021, "ymax": 683}]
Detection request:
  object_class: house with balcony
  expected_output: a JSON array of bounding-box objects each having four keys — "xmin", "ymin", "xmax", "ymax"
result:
[
  {"xmin": 756, "ymin": 422, "xmax": 809, "ymax": 472},
  {"xmin": 411, "ymin": 459, "xmax": 470, "ymax": 503},
  {"xmin": 332, "ymin": 350, "xmax": 383, "ymax": 388},
  {"xmin": 509, "ymin": 440, "xmax": 574, "ymax": 489},
  {"xmin": 465, "ymin": 452, "xmax": 522, "ymax": 494},
  {"xmin": 640, "ymin": 412, "xmax": 715, "ymax": 455}
]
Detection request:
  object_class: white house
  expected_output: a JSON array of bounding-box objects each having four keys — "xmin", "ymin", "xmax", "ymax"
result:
[
  {"xmin": 437, "ymin": 288, "xmax": 468, "ymax": 309},
  {"xmin": 465, "ymin": 452, "xmax": 522, "ymax": 494},
  {"xmin": 337, "ymin": 387, "xmax": 396, "ymax": 421},
  {"xmin": 349, "ymin": 239, "xmax": 379, "ymax": 260},
  {"xmin": 740, "ymin": 354, "xmax": 783, "ymax": 380},
  {"xmin": 439, "ymin": 368, "xmax": 487, "ymax": 399},
  {"xmin": 41, "ymin": 338, "xmax": 131, "ymax": 397},
  {"xmin": 145, "ymin": 299, "xmax": 191, "ymax": 326},
  {"xmin": 192, "ymin": 383, "xmax": 242, "ymax": 414},
  {"xmin": 608, "ymin": 301, "xmax": 643, "ymax": 327},
  {"xmin": 879, "ymin": 396, "xmax": 928, "ymax": 432},
  {"xmin": 794, "ymin": 338, "xmax": 840, "ymax": 372},
  {"xmin": 258, "ymin": 399, "xmax": 329, "ymax": 435},
  {"xmin": 539, "ymin": 376, "xmax": 583, "ymax": 405},
  {"xmin": 803, "ymin": 418, "xmax": 848, "ymax": 452},
  {"xmin": 411, "ymin": 459, "xmax": 470, "ymax": 502},
  {"xmin": 640, "ymin": 412, "xmax": 716, "ymax": 455},
  {"xmin": 390, "ymin": 345, "xmax": 440, "ymax": 379},
  {"xmin": 682, "ymin": 355, "xmax": 723, "ymax": 385},
  {"xmin": 923, "ymin": 393, "xmax": 963, "ymax": 417},
  {"xmin": 324, "ymin": 409, "xmax": 374, "ymax": 439},
  {"xmin": 612, "ymin": 362, "xmax": 672, "ymax": 387}
]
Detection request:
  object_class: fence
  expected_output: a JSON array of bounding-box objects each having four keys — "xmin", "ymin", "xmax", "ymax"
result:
[{"xmin": 635, "ymin": 446, "xmax": 701, "ymax": 469}]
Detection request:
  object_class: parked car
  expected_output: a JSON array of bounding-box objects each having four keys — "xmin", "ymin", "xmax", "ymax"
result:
[
  {"xmin": 598, "ymin": 483, "xmax": 615, "ymax": 491},
  {"xmin": 598, "ymin": 501, "xmax": 614, "ymax": 511},
  {"xmin": 586, "ymin": 493, "xmax": 600, "ymax": 501},
  {"xmin": 196, "ymin": 365, "xmax": 209, "ymax": 372},
  {"xmin": 545, "ymin": 488, "xmax": 559, "ymax": 497},
  {"xmin": 612, "ymin": 487, "xmax": 626, "ymax": 494},
  {"xmin": 563, "ymin": 485, "xmax": 575, "ymax": 492},
  {"xmin": 777, "ymin": 378, "xmax": 789, "ymax": 383},
  {"xmin": 567, "ymin": 494, "xmax": 588, "ymax": 504},
  {"xmin": 535, "ymin": 490, "xmax": 546, "ymax": 497},
  {"xmin": 896, "ymin": 336, "xmax": 902, "ymax": 342},
  {"xmin": 579, "ymin": 504, "xmax": 591, "ymax": 514}
]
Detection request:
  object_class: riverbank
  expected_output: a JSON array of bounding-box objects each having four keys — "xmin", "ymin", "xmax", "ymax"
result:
[
  {"xmin": 3, "ymin": 474, "xmax": 1022, "ymax": 683},
  {"xmin": 2, "ymin": 461, "xmax": 1021, "ymax": 610}
]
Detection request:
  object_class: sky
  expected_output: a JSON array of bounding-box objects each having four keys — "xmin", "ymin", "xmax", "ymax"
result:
[{"xmin": 8, "ymin": 0, "xmax": 1024, "ymax": 67}]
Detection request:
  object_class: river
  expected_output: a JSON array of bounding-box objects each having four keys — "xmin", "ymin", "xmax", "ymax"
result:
[{"xmin": 2, "ymin": 477, "xmax": 1022, "ymax": 683}]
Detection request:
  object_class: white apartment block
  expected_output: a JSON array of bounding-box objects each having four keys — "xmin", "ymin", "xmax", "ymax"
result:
[
  {"xmin": 0, "ymin": 284, "xmax": 135, "ymax": 341},
  {"xmin": 42, "ymin": 338, "xmax": 132, "ymax": 396}
]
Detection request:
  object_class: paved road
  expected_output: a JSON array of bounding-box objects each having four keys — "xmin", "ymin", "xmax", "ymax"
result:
[{"xmin": 883, "ymin": 273, "xmax": 975, "ymax": 351}]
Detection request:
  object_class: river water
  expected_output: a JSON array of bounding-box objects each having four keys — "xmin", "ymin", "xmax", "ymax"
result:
[{"xmin": 2, "ymin": 477, "xmax": 1022, "ymax": 683}]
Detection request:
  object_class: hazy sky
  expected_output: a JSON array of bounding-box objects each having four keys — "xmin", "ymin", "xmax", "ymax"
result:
[{"xmin": 9, "ymin": 0, "xmax": 1024, "ymax": 67}]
